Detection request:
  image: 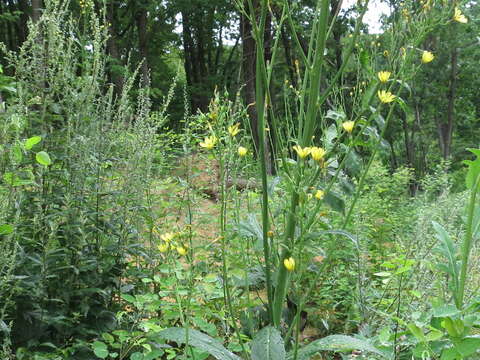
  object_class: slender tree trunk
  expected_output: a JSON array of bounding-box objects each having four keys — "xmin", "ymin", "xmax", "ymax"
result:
[
  {"xmin": 241, "ymin": 10, "xmax": 259, "ymax": 151},
  {"xmin": 437, "ymin": 48, "xmax": 457, "ymax": 160},
  {"xmin": 32, "ymin": 0, "xmax": 42, "ymax": 23},
  {"xmin": 17, "ymin": 0, "xmax": 28, "ymax": 44},
  {"xmin": 106, "ymin": 0, "xmax": 124, "ymax": 94},
  {"xmin": 135, "ymin": 2, "xmax": 149, "ymax": 87}
]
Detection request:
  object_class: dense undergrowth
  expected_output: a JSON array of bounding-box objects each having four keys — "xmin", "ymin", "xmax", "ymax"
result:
[{"xmin": 1, "ymin": 1, "xmax": 480, "ymax": 360}]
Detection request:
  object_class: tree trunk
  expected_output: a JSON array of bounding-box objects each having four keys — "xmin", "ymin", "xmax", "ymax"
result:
[
  {"xmin": 437, "ymin": 48, "xmax": 457, "ymax": 160},
  {"xmin": 17, "ymin": 0, "xmax": 28, "ymax": 44},
  {"xmin": 106, "ymin": 0, "xmax": 124, "ymax": 94},
  {"xmin": 135, "ymin": 2, "xmax": 149, "ymax": 87},
  {"xmin": 31, "ymin": 0, "xmax": 42, "ymax": 23}
]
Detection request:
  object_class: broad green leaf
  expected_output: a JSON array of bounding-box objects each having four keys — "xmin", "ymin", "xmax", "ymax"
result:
[
  {"xmin": 407, "ymin": 323, "xmax": 426, "ymax": 342},
  {"xmin": 251, "ymin": 326, "xmax": 285, "ymax": 360},
  {"xmin": 433, "ymin": 304, "xmax": 460, "ymax": 318},
  {"xmin": 237, "ymin": 214, "xmax": 263, "ymax": 250},
  {"xmin": 324, "ymin": 124, "xmax": 338, "ymax": 150},
  {"xmin": 92, "ymin": 341, "xmax": 109, "ymax": 359},
  {"xmin": 456, "ymin": 337, "xmax": 480, "ymax": 357},
  {"xmin": 287, "ymin": 335, "xmax": 386, "ymax": 360},
  {"xmin": 345, "ymin": 150, "xmax": 362, "ymax": 176},
  {"xmin": 130, "ymin": 353, "xmax": 143, "ymax": 360},
  {"xmin": 0, "ymin": 224, "xmax": 14, "ymax": 235},
  {"xmin": 155, "ymin": 328, "xmax": 241, "ymax": 360},
  {"xmin": 36, "ymin": 151, "xmax": 52, "ymax": 166},
  {"xmin": 440, "ymin": 347, "xmax": 461, "ymax": 360},
  {"xmin": 325, "ymin": 109, "xmax": 346, "ymax": 122},
  {"xmin": 24, "ymin": 136, "xmax": 42, "ymax": 150},
  {"xmin": 102, "ymin": 333, "xmax": 114, "ymax": 343},
  {"xmin": 425, "ymin": 327, "xmax": 443, "ymax": 342},
  {"xmin": 464, "ymin": 149, "xmax": 480, "ymax": 190},
  {"xmin": 324, "ymin": 191, "xmax": 345, "ymax": 214}
]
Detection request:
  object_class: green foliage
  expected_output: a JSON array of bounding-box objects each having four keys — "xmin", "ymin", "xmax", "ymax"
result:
[{"xmin": 1, "ymin": 1, "xmax": 480, "ymax": 360}]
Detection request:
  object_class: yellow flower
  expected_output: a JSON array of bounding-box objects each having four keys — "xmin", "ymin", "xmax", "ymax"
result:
[
  {"xmin": 383, "ymin": 50, "xmax": 389, "ymax": 57},
  {"xmin": 267, "ymin": 230, "xmax": 274, "ymax": 238},
  {"xmin": 158, "ymin": 243, "xmax": 169, "ymax": 253},
  {"xmin": 160, "ymin": 232, "xmax": 175, "ymax": 242},
  {"xmin": 342, "ymin": 121, "xmax": 355, "ymax": 133},
  {"xmin": 199, "ymin": 136, "xmax": 217, "ymax": 150},
  {"xmin": 284, "ymin": 257, "xmax": 295, "ymax": 272},
  {"xmin": 310, "ymin": 147, "xmax": 326, "ymax": 162},
  {"xmin": 176, "ymin": 246, "xmax": 187, "ymax": 256},
  {"xmin": 421, "ymin": 51, "xmax": 434, "ymax": 64},
  {"xmin": 293, "ymin": 145, "xmax": 310, "ymax": 159},
  {"xmin": 377, "ymin": 71, "xmax": 391, "ymax": 83},
  {"xmin": 315, "ymin": 189, "xmax": 325, "ymax": 200},
  {"xmin": 237, "ymin": 146, "xmax": 248, "ymax": 157},
  {"xmin": 228, "ymin": 123, "xmax": 240, "ymax": 136},
  {"xmin": 377, "ymin": 90, "xmax": 396, "ymax": 104},
  {"xmin": 453, "ymin": 7, "xmax": 468, "ymax": 23}
]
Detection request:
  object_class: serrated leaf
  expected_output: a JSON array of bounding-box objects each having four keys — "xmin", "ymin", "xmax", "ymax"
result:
[
  {"xmin": 237, "ymin": 214, "xmax": 263, "ymax": 249},
  {"xmin": 155, "ymin": 327, "xmax": 241, "ymax": 360},
  {"xmin": 287, "ymin": 335, "xmax": 386, "ymax": 360},
  {"xmin": 251, "ymin": 326, "xmax": 285, "ymax": 360},
  {"xmin": 36, "ymin": 151, "xmax": 52, "ymax": 166},
  {"xmin": 325, "ymin": 109, "xmax": 346, "ymax": 122}
]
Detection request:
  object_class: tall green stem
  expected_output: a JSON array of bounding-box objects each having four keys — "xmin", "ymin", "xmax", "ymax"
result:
[
  {"xmin": 272, "ymin": 0, "xmax": 331, "ymax": 328},
  {"xmin": 458, "ymin": 174, "xmax": 480, "ymax": 308}
]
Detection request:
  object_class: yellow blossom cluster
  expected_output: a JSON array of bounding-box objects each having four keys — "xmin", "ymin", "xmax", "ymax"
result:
[
  {"xmin": 199, "ymin": 136, "xmax": 217, "ymax": 150},
  {"xmin": 156, "ymin": 230, "xmax": 188, "ymax": 256},
  {"xmin": 293, "ymin": 145, "xmax": 327, "ymax": 162},
  {"xmin": 453, "ymin": 7, "xmax": 468, "ymax": 23}
]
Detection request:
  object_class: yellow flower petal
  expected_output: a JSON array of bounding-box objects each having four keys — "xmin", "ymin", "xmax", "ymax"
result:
[
  {"xmin": 237, "ymin": 146, "xmax": 248, "ymax": 157},
  {"xmin": 309, "ymin": 147, "xmax": 326, "ymax": 162},
  {"xmin": 421, "ymin": 51, "xmax": 434, "ymax": 64},
  {"xmin": 228, "ymin": 123, "xmax": 240, "ymax": 136},
  {"xmin": 176, "ymin": 246, "xmax": 187, "ymax": 256},
  {"xmin": 315, "ymin": 190, "xmax": 325, "ymax": 200},
  {"xmin": 158, "ymin": 243, "xmax": 169, "ymax": 253},
  {"xmin": 283, "ymin": 257, "xmax": 295, "ymax": 272},
  {"xmin": 453, "ymin": 7, "xmax": 468, "ymax": 23},
  {"xmin": 377, "ymin": 90, "xmax": 396, "ymax": 104},
  {"xmin": 293, "ymin": 145, "xmax": 310, "ymax": 159},
  {"xmin": 377, "ymin": 71, "xmax": 391, "ymax": 83},
  {"xmin": 342, "ymin": 121, "xmax": 355, "ymax": 133},
  {"xmin": 199, "ymin": 136, "xmax": 217, "ymax": 150},
  {"xmin": 160, "ymin": 232, "xmax": 175, "ymax": 242}
]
